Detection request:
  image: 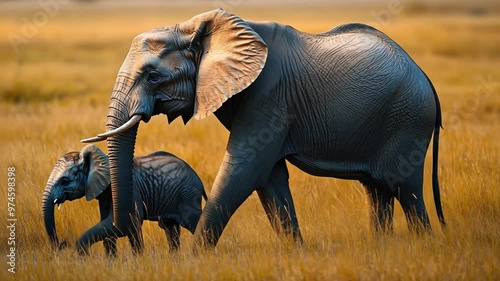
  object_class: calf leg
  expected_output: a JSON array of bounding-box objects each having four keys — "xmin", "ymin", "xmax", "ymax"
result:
[
  {"xmin": 127, "ymin": 215, "xmax": 144, "ymax": 255},
  {"xmin": 103, "ymin": 237, "xmax": 117, "ymax": 257},
  {"xmin": 159, "ymin": 219, "xmax": 181, "ymax": 251},
  {"xmin": 127, "ymin": 230, "xmax": 143, "ymax": 255},
  {"xmin": 76, "ymin": 217, "xmax": 120, "ymax": 256}
]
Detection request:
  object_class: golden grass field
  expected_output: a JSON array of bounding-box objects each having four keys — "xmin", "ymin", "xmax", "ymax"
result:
[{"xmin": 0, "ymin": 1, "xmax": 499, "ymax": 280}]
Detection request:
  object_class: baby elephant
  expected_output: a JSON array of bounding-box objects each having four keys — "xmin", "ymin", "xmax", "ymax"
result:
[{"xmin": 42, "ymin": 144, "xmax": 206, "ymax": 256}]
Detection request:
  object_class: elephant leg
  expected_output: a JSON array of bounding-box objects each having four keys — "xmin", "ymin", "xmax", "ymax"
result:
[
  {"xmin": 194, "ymin": 161, "xmax": 255, "ymax": 247},
  {"xmin": 98, "ymin": 193, "xmax": 117, "ymax": 257},
  {"xmin": 159, "ymin": 219, "xmax": 181, "ymax": 251},
  {"xmin": 395, "ymin": 171, "xmax": 431, "ymax": 233},
  {"xmin": 194, "ymin": 114, "xmax": 289, "ymax": 247},
  {"xmin": 103, "ymin": 237, "xmax": 117, "ymax": 257},
  {"xmin": 125, "ymin": 197, "xmax": 145, "ymax": 254},
  {"xmin": 364, "ymin": 183, "xmax": 394, "ymax": 233},
  {"xmin": 257, "ymin": 159, "xmax": 302, "ymax": 242},
  {"xmin": 76, "ymin": 217, "xmax": 121, "ymax": 256},
  {"xmin": 127, "ymin": 226, "xmax": 144, "ymax": 255}
]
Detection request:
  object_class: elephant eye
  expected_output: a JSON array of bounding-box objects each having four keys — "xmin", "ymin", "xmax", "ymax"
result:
[
  {"xmin": 146, "ymin": 71, "xmax": 163, "ymax": 85},
  {"xmin": 60, "ymin": 177, "xmax": 70, "ymax": 186}
]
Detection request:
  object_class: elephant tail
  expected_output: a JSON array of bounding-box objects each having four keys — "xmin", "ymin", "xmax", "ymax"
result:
[{"xmin": 426, "ymin": 73, "xmax": 446, "ymax": 229}]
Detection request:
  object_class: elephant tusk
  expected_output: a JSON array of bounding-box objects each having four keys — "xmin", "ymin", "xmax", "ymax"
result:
[
  {"xmin": 80, "ymin": 115, "xmax": 142, "ymax": 143},
  {"xmin": 57, "ymin": 203, "xmax": 61, "ymax": 210},
  {"xmin": 81, "ymin": 136, "xmax": 107, "ymax": 143},
  {"xmin": 97, "ymin": 115, "xmax": 142, "ymax": 139},
  {"xmin": 53, "ymin": 199, "xmax": 58, "ymax": 204}
]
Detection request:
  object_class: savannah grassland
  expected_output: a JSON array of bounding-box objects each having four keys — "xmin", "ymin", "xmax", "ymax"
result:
[{"xmin": 0, "ymin": 1, "xmax": 499, "ymax": 280}]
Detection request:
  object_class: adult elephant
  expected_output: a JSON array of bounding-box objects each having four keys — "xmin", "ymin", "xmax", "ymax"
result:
[{"xmin": 83, "ymin": 9, "xmax": 445, "ymax": 247}]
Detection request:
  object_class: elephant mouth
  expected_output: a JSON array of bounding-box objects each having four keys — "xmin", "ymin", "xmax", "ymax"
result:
[
  {"xmin": 54, "ymin": 190, "xmax": 83, "ymax": 208},
  {"xmin": 53, "ymin": 196, "xmax": 66, "ymax": 209},
  {"xmin": 81, "ymin": 114, "xmax": 142, "ymax": 143}
]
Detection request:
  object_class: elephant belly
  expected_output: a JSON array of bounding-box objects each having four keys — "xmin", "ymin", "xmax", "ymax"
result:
[
  {"xmin": 141, "ymin": 199, "xmax": 178, "ymax": 222},
  {"xmin": 286, "ymin": 154, "xmax": 371, "ymax": 181}
]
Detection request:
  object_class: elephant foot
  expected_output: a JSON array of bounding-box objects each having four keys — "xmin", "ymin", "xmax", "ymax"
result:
[
  {"xmin": 52, "ymin": 240, "xmax": 69, "ymax": 250},
  {"xmin": 77, "ymin": 245, "xmax": 89, "ymax": 256},
  {"xmin": 57, "ymin": 241, "xmax": 68, "ymax": 250}
]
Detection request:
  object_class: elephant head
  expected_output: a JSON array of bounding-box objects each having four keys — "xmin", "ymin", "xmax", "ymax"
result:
[
  {"xmin": 42, "ymin": 145, "xmax": 110, "ymax": 247},
  {"xmin": 81, "ymin": 9, "xmax": 268, "ymax": 231}
]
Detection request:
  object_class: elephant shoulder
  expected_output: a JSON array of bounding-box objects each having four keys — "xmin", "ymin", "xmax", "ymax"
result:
[
  {"xmin": 325, "ymin": 23, "xmax": 401, "ymax": 53},
  {"xmin": 325, "ymin": 23, "xmax": 382, "ymax": 36},
  {"xmin": 325, "ymin": 23, "xmax": 395, "ymax": 43}
]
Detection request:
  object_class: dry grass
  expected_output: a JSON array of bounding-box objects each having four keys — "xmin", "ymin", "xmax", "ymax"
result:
[{"xmin": 0, "ymin": 2, "xmax": 499, "ymax": 280}]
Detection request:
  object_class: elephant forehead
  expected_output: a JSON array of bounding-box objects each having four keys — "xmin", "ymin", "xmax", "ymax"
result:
[
  {"xmin": 68, "ymin": 165, "xmax": 81, "ymax": 176},
  {"xmin": 61, "ymin": 151, "xmax": 80, "ymax": 163},
  {"xmin": 124, "ymin": 29, "xmax": 185, "ymax": 75},
  {"xmin": 55, "ymin": 163, "xmax": 79, "ymax": 179},
  {"xmin": 49, "ymin": 152, "xmax": 80, "ymax": 180},
  {"xmin": 131, "ymin": 28, "xmax": 182, "ymax": 55}
]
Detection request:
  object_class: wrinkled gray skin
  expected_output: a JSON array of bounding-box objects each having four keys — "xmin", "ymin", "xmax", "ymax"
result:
[
  {"xmin": 42, "ymin": 144, "xmax": 205, "ymax": 256},
  {"xmin": 83, "ymin": 9, "xmax": 445, "ymax": 247}
]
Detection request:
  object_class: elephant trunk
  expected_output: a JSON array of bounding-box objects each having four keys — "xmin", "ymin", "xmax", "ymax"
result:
[
  {"xmin": 106, "ymin": 81, "xmax": 139, "ymax": 232},
  {"xmin": 42, "ymin": 181, "xmax": 59, "ymax": 246}
]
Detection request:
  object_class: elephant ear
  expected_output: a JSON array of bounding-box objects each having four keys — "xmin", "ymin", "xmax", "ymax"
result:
[
  {"xmin": 179, "ymin": 9, "xmax": 268, "ymax": 120},
  {"xmin": 79, "ymin": 145, "xmax": 110, "ymax": 201}
]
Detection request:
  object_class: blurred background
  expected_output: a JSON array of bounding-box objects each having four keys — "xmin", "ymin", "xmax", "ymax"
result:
[
  {"xmin": 0, "ymin": 0, "xmax": 498, "ymax": 280},
  {"xmin": 1, "ymin": 0, "xmax": 498, "ymax": 105}
]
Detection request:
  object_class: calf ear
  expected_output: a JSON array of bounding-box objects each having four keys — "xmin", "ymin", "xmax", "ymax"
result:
[{"xmin": 80, "ymin": 145, "xmax": 110, "ymax": 201}]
